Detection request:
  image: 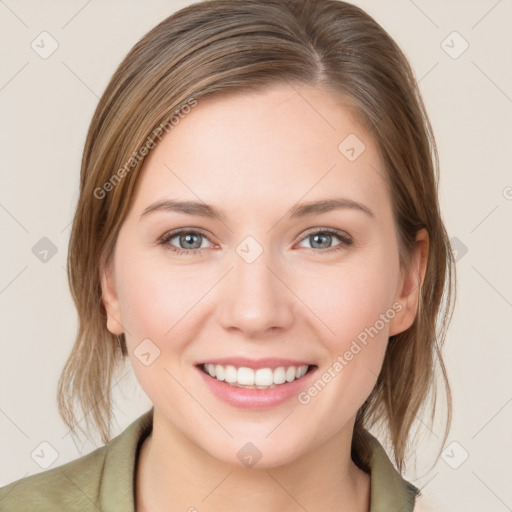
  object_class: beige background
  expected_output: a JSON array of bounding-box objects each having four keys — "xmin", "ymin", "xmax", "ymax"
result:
[{"xmin": 1, "ymin": 1, "xmax": 511, "ymax": 509}]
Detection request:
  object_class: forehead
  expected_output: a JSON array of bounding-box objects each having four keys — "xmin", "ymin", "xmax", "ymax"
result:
[{"xmin": 132, "ymin": 83, "xmax": 389, "ymax": 217}]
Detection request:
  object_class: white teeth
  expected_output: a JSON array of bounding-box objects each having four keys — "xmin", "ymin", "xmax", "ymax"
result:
[
  {"xmin": 202, "ymin": 363, "xmax": 310, "ymax": 388},
  {"xmin": 255, "ymin": 368, "xmax": 274, "ymax": 386},
  {"xmin": 215, "ymin": 365, "xmax": 225, "ymax": 381},
  {"xmin": 224, "ymin": 365, "xmax": 237, "ymax": 383},
  {"xmin": 285, "ymin": 366, "xmax": 296, "ymax": 382},
  {"xmin": 273, "ymin": 367, "xmax": 286, "ymax": 385},
  {"xmin": 237, "ymin": 367, "xmax": 255, "ymax": 385}
]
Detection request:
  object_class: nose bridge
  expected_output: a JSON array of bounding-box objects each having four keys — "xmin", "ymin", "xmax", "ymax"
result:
[{"xmin": 217, "ymin": 238, "xmax": 294, "ymax": 336}]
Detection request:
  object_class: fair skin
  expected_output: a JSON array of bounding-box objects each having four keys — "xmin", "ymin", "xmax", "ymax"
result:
[{"xmin": 101, "ymin": 83, "xmax": 428, "ymax": 512}]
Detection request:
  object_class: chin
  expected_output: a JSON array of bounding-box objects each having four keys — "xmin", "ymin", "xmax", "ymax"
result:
[{"xmin": 200, "ymin": 433, "xmax": 310, "ymax": 470}]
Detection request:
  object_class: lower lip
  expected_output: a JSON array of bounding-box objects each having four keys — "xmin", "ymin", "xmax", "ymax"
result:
[{"xmin": 195, "ymin": 365, "xmax": 318, "ymax": 409}]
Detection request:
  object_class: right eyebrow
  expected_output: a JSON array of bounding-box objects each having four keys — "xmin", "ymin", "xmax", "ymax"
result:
[
  {"xmin": 288, "ymin": 198, "xmax": 374, "ymax": 218},
  {"xmin": 140, "ymin": 200, "xmax": 224, "ymax": 221}
]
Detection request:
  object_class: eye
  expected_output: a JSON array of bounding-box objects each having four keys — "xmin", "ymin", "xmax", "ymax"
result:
[
  {"xmin": 159, "ymin": 229, "xmax": 214, "ymax": 255},
  {"xmin": 295, "ymin": 228, "xmax": 353, "ymax": 254}
]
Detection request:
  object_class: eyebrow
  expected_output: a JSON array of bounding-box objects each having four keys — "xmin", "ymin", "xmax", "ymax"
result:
[{"xmin": 140, "ymin": 198, "xmax": 374, "ymax": 221}]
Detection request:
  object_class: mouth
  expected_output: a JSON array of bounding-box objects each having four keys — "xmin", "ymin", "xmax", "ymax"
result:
[{"xmin": 196, "ymin": 362, "xmax": 318, "ymax": 390}]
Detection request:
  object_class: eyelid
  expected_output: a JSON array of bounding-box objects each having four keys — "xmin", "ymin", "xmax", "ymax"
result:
[
  {"xmin": 159, "ymin": 227, "xmax": 217, "ymax": 248},
  {"xmin": 293, "ymin": 227, "xmax": 353, "ymax": 253},
  {"xmin": 295, "ymin": 226, "xmax": 352, "ymax": 243}
]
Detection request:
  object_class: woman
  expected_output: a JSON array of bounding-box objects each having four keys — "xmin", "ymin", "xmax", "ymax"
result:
[{"xmin": 0, "ymin": 0, "xmax": 454, "ymax": 510}]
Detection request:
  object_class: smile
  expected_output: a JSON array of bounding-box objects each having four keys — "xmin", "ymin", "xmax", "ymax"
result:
[{"xmin": 200, "ymin": 363, "xmax": 314, "ymax": 389}]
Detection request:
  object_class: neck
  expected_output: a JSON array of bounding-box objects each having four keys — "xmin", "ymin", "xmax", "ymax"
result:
[{"xmin": 135, "ymin": 409, "xmax": 371, "ymax": 512}]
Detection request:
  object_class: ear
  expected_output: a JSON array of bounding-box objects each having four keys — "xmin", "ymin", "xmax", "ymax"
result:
[
  {"xmin": 388, "ymin": 229, "xmax": 429, "ymax": 337},
  {"xmin": 99, "ymin": 258, "xmax": 124, "ymax": 335}
]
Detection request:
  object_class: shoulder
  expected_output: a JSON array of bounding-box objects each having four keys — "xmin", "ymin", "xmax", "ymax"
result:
[
  {"xmin": 0, "ymin": 408, "xmax": 154, "ymax": 512},
  {"xmin": 0, "ymin": 443, "xmax": 108, "ymax": 511}
]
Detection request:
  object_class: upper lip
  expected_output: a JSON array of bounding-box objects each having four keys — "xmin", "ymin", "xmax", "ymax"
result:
[{"xmin": 197, "ymin": 357, "xmax": 316, "ymax": 370}]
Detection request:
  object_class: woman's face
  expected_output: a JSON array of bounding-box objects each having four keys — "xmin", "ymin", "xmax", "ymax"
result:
[{"xmin": 101, "ymin": 83, "xmax": 425, "ymax": 468}]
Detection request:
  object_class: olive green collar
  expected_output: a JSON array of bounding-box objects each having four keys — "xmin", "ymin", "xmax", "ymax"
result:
[{"xmin": 360, "ymin": 429, "xmax": 419, "ymax": 511}]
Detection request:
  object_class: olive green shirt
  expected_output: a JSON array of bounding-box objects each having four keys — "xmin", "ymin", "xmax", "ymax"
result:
[{"xmin": 0, "ymin": 408, "xmax": 420, "ymax": 511}]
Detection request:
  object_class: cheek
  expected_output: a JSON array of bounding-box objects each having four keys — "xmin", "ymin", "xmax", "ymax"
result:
[
  {"xmin": 297, "ymin": 256, "xmax": 399, "ymax": 346},
  {"xmin": 115, "ymin": 260, "xmax": 199, "ymax": 400},
  {"xmin": 116, "ymin": 249, "xmax": 206, "ymax": 338},
  {"xmin": 292, "ymin": 250, "xmax": 399, "ymax": 406},
  {"xmin": 115, "ymin": 252, "xmax": 217, "ymax": 390}
]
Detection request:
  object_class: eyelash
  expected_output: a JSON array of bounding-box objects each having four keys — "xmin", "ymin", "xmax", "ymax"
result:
[{"xmin": 158, "ymin": 227, "xmax": 353, "ymax": 256}]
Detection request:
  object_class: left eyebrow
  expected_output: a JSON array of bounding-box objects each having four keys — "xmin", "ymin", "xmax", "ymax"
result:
[{"xmin": 139, "ymin": 197, "xmax": 374, "ymax": 222}]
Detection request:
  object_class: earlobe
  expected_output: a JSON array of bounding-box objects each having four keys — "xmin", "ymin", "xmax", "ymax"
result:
[
  {"xmin": 388, "ymin": 229, "xmax": 429, "ymax": 337},
  {"xmin": 100, "ymin": 259, "xmax": 124, "ymax": 335}
]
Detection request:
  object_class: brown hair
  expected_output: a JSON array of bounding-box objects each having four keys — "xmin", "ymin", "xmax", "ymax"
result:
[{"xmin": 58, "ymin": 0, "xmax": 455, "ymax": 474}]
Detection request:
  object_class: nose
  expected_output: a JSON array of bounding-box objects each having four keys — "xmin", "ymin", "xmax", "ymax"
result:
[{"xmin": 217, "ymin": 247, "xmax": 295, "ymax": 338}]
